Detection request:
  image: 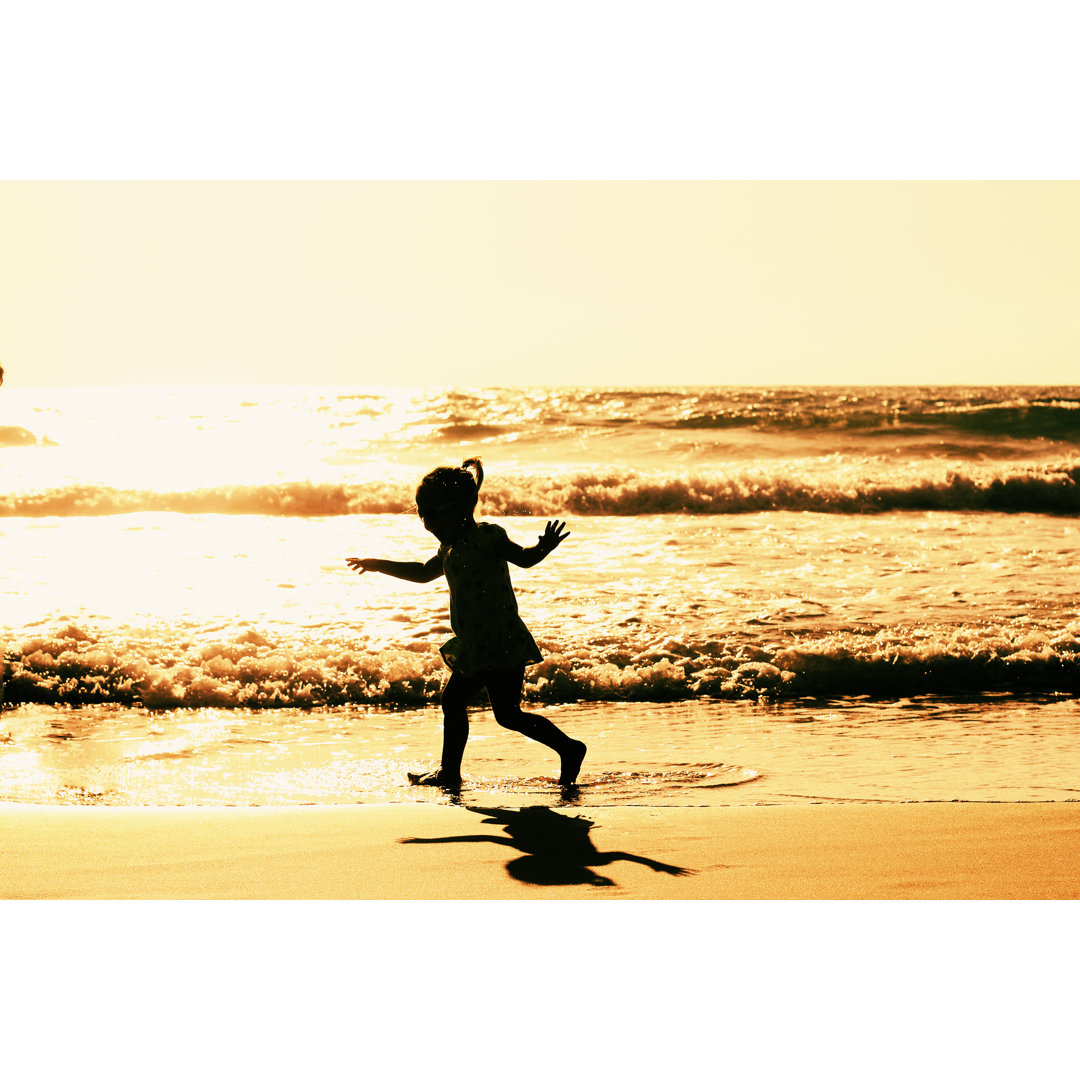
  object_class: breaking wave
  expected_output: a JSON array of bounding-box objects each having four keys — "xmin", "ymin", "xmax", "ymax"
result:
[
  {"xmin": 4, "ymin": 621, "xmax": 1079, "ymax": 711},
  {"xmin": 4, "ymin": 463, "xmax": 1080, "ymax": 518}
]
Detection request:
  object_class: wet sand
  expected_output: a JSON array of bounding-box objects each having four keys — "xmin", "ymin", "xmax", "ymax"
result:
[{"xmin": 3, "ymin": 801, "xmax": 1078, "ymax": 899}]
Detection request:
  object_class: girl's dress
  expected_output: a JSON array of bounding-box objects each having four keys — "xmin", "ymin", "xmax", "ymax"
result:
[{"xmin": 438, "ymin": 522, "xmax": 543, "ymax": 677}]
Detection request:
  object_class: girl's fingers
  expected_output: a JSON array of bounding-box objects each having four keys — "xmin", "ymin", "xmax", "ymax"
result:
[{"xmin": 537, "ymin": 520, "xmax": 568, "ymax": 551}]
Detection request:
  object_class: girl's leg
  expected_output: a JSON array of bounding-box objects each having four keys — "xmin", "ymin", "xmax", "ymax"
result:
[
  {"xmin": 486, "ymin": 669, "xmax": 587, "ymax": 785},
  {"xmin": 436, "ymin": 671, "xmax": 484, "ymax": 783}
]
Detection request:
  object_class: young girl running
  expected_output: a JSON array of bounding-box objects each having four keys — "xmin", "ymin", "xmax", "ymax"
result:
[{"xmin": 346, "ymin": 458, "xmax": 586, "ymax": 789}]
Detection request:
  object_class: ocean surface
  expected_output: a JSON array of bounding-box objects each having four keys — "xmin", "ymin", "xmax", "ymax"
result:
[{"xmin": 2, "ymin": 385, "xmax": 1079, "ymax": 807}]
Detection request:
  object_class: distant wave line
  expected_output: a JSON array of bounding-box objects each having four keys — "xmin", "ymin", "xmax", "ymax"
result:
[
  {"xmin": 3, "ymin": 466, "xmax": 1080, "ymax": 518},
  {"xmin": 667, "ymin": 401, "xmax": 1080, "ymax": 440}
]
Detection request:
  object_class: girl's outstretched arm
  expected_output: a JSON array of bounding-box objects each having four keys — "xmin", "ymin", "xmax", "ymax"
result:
[
  {"xmin": 346, "ymin": 554, "xmax": 444, "ymax": 583},
  {"xmin": 503, "ymin": 520, "xmax": 570, "ymax": 568}
]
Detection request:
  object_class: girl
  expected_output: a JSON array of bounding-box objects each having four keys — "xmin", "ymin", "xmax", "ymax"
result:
[{"xmin": 346, "ymin": 458, "xmax": 586, "ymax": 789}]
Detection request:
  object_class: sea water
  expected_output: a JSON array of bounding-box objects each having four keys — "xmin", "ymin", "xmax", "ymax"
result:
[{"xmin": 2, "ymin": 385, "xmax": 1079, "ymax": 807}]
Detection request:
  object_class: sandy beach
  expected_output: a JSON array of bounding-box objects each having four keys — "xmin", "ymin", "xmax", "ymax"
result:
[{"xmin": 3, "ymin": 801, "xmax": 1077, "ymax": 900}]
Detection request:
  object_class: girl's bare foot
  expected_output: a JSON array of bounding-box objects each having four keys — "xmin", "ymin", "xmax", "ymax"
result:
[
  {"xmin": 559, "ymin": 740, "xmax": 586, "ymax": 786},
  {"xmin": 407, "ymin": 768, "xmax": 461, "ymax": 789}
]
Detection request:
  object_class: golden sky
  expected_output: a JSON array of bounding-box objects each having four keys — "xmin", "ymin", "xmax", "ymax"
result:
[{"xmin": 2, "ymin": 180, "xmax": 1079, "ymax": 387}]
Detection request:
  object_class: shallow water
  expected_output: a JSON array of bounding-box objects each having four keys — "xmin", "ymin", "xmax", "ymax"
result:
[{"xmin": 3, "ymin": 694, "xmax": 1077, "ymax": 808}]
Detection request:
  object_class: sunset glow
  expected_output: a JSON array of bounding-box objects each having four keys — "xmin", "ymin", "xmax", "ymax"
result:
[{"xmin": 3, "ymin": 181, "xmax": 1079, "ymax": 389}]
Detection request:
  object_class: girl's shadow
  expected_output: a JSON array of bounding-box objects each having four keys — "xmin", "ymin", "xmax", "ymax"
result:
[{"xmin": 400, "ymin": 804, "xmax": 693, "ymax": 887}]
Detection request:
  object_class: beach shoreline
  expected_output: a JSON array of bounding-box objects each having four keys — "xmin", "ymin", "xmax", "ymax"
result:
[{"xmin": 3, "ymin": 801, "xmax": 1077, "ymax": 900}]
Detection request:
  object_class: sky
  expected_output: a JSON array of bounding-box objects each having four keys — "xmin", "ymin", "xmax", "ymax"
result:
[{"xmin": 3, "ymin": 179, "xmax": 1079, "ymax": 389}]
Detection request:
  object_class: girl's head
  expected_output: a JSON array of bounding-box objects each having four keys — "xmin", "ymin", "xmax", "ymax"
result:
[{"xmin": 415, "ymin": 458, "xmax": 483, "ymax": 542}]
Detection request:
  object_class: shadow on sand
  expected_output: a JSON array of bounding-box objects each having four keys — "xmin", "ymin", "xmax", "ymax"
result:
[{"xmin": 400, "ymin": 804, "xmax": 694, "ymax": 887}]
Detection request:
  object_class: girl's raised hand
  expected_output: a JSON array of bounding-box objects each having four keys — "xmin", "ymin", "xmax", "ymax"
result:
[
  {"xmin": 346, "ymin": 557, "xmax": 377, "ymax": 574},
  {"xmin": 539, "ymin": 520, "xmax": 570, "ymax": 554}
]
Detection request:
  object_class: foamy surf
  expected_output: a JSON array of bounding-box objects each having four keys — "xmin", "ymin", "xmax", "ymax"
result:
[{"xmin": 4, "ymin": 615, "xmax": 1079, "ymax": 709}]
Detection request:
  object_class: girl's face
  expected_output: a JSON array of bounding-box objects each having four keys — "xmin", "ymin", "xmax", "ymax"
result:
[{"xmin": 418, "ymin": 498, "xmax": 473, "ymax": 545}]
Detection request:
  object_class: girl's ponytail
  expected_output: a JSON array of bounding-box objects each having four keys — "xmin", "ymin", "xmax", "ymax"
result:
[
  {"xmin": 462, "ymin": 457, "xmax": 484, "ymax": 493},
  {"xmin": 416, "ymin": 458, "xmax": 483, "ymax": 515}
]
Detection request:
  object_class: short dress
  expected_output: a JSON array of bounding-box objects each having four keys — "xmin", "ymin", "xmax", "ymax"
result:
[{"xmin": 438, "ymin": 522, "xmax": 543, "ymax": 677}]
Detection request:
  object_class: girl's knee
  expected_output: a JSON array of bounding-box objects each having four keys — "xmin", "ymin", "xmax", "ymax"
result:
[
  {"xmin": 441, "ymin": 695, "xmax": 467, "ymax": 720},
  {"xmin": 441, "ymin": 675, "xmax": 476, "ymax": 717},
  {"xmin": 492, "ymin": 707, "xmax": 529, "ymax": 732}
]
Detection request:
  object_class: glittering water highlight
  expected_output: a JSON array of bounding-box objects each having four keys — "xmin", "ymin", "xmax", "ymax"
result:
[{"xmin": 3, "ymin": 385, "xmax": 1079, "ymax": 805}]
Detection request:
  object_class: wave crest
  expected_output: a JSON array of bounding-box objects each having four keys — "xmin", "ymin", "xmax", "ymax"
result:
[
  {"xmin": 4, "ymin": 622, "xmax": 1079, "ymax": 710},
  {"xmin": 4, "ymin": 464, "xmax": 1080, "ymax": 518}
]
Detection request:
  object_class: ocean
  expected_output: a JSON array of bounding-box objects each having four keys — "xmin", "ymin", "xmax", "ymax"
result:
[{"xmin": 2, "ymin": 385, "xmax": 1079, "ymax": 807}]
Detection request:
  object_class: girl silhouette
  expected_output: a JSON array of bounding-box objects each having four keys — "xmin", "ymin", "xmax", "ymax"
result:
[{"xmin": 347, "ymin": 458, "xmax": 586, "ymax": 789}]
